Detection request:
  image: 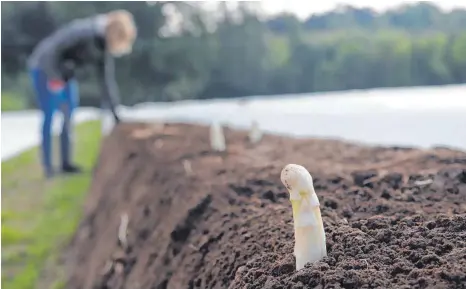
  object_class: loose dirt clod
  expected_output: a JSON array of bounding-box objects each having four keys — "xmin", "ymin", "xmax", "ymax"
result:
[{"xmin": 66, "ymin": 123, "xmax": 466, "ymax": 289}]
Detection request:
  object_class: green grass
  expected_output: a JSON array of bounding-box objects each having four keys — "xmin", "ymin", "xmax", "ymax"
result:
[
  {"xmin": 1, "ymin": 121, "xmax": 102, "ymax": 289},
  {"xmin": 1, "ymin": 92, "xmax": 27, "ymax": 111}
]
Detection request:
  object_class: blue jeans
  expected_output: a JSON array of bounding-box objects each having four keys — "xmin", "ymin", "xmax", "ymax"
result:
[{"xmin": 29, "ymin": 69, "xmax": 79, "ymax": 177}]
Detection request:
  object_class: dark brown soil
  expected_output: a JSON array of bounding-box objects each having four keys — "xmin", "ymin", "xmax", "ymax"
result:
[{"xmin": 65, "ymin": 123, "xmax": 466, "ymax": 289}]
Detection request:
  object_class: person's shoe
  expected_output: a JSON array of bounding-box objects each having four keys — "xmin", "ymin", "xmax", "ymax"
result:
[
  {"xmin": 61, "ymin": 163, "xmax": 83, "ymax": 174},
  {"xmin": 45, "ymin": 168, "xmax": 55, "ymax": 179}
]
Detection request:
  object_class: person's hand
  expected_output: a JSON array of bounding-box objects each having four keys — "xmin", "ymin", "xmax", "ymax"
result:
[
  {"xmin": 113, "ymin": 113, "xmax": 121, "ymax": 123},
  {"xmin": 112, "ymin": 107, "xmax": 121, "ymax": 123},
  {"xmin": 48, "ymin": 79, "xmax": 65, "ymax": 93}
]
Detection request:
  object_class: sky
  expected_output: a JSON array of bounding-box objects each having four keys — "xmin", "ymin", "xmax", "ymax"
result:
[{"xmin": 259, "ymin": 0, "xmax": 466, "ymax": 19}]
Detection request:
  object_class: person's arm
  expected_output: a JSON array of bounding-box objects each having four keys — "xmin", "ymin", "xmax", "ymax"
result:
[{"xmin": 97, "ymin": 52, "xmax": 121, "ymax": 123}]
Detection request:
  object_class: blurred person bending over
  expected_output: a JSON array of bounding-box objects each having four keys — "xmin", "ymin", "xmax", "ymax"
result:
[{"xmin": 28, "ymin": 10, "xmax": 137, "ymax": 178}]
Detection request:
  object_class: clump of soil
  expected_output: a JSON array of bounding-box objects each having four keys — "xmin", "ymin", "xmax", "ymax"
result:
[{"xmin": 65, "ymin": 123, "xmax": 466, "ymax": 289}]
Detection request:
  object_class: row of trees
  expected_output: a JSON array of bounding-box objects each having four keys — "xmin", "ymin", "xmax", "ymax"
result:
[{"xmin": 1, "ymin": 1, "xmax": 466, "ymax": 107}]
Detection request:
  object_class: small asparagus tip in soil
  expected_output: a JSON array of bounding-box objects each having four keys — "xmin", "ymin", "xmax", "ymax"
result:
[
  {"xmin": 280, "ymin": 164, "xmax": 327, "ymax": 271},
  {"xmin": 414, "ymin": 179, "xmax": 433, "ymax": 186},
  {"xmin": 210, "ymin": 122, "xmax": 226, "ymax": 152},
  {"xmin": 183, "ymin": 159, "xmax": 193, "ymax": 176},
  {"xmin": 248, "ymin": 120, "xmax": 262, "ymax": 144},
  {"xmin": 118, "ymin": 213, "xmax": 129, "ymax": 249}
]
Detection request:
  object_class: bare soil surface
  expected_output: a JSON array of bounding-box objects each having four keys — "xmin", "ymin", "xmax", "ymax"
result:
[{"xmin": 65, "ymin": 123, "xmax": 466, "ymax": 289}]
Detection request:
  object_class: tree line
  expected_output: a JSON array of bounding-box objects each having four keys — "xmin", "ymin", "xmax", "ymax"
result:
[{"xmin": 1, "ymin": 1, "xmax": 466, "ymax": 107}]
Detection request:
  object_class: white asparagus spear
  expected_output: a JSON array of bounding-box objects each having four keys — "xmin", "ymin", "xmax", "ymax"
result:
[
  {"xmin": 248, "ymin": 120, "xmax": 262, "ymax": 144},
  {"xmin": 118, "ymin": 213, "xmax": 129, "ymax": 249},
  {"xmin": 210, "ymin": 122, "xmax": 226, "ymax": 152},
  {"xmin": 281, "ymin": 164, "xmax": 327, "ymax": 271}
]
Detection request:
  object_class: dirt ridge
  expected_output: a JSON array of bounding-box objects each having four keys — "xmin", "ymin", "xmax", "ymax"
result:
[{"xmin": 65, "ymin": 123, "xmax": 466, "ymax": 289}]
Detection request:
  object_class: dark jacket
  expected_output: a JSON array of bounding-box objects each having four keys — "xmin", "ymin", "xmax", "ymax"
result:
[{"xmin": 28, "ymin": 15, "xmax": 120, "ymax": 120}]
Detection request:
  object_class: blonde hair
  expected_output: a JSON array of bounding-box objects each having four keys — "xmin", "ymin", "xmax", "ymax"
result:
[{"xmin": 105, "ymin": 10, "xmax": 137, "ymax": 57}]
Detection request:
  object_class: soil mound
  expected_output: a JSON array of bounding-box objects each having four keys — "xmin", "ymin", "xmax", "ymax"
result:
[
  {"xmin": 65, "ymin": 123, "xmax": 466, "ymax": 289},
  {"xmin": 231, "ymin": 215, "xmax": 466, "ymax": 289}
]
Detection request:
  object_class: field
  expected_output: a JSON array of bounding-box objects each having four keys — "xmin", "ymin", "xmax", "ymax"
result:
[
  {"xmin": 61, "ymin": 122, "xmax": 466, "ymax": 289},
  {"xmin": 1, "ymin": 121, "xmax": 102, "ymax": 289},
  {"xmin": 1, "ymin": 92, "xmax": 27, "ymax": 111}
]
